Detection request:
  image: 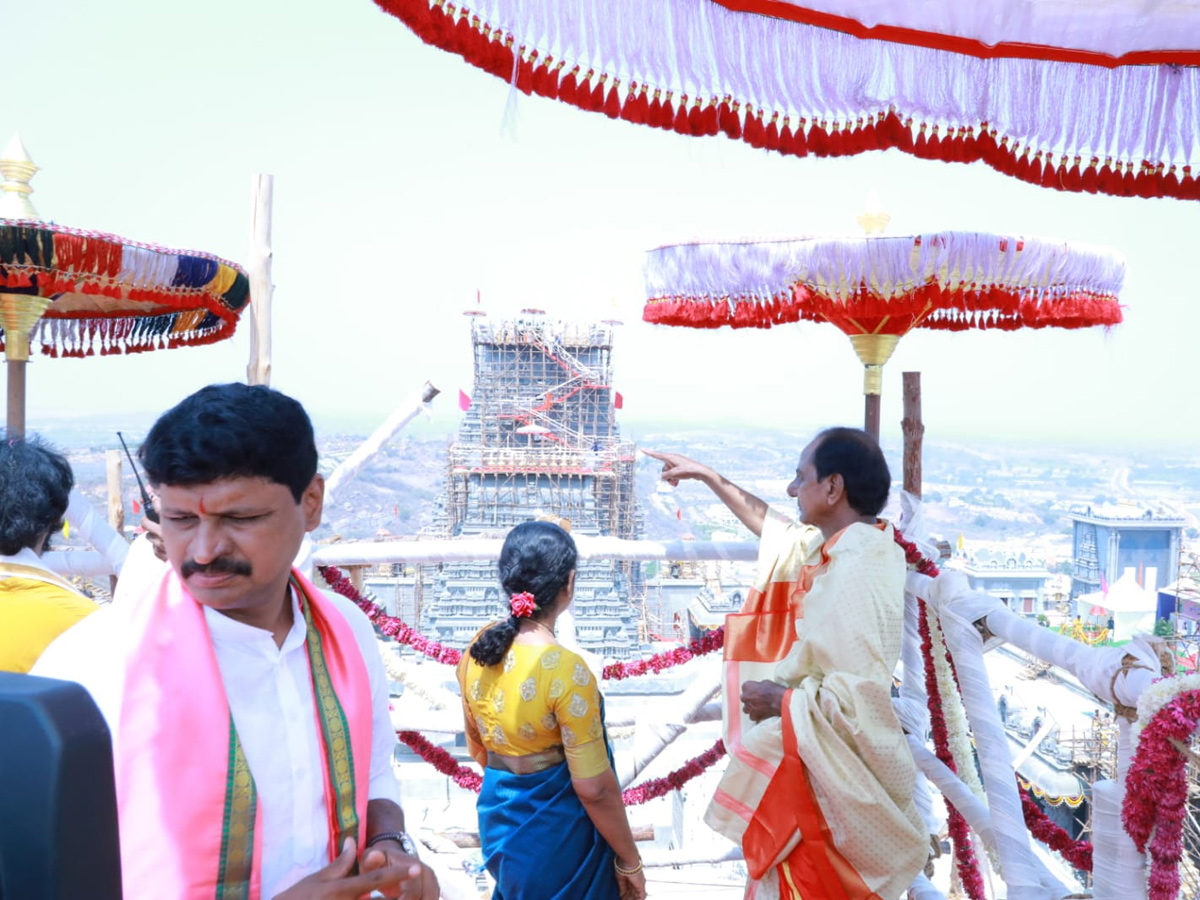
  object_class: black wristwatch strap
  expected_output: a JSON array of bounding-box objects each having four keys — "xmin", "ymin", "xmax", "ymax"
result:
[{"xmin": 366, "ymin": 830, "xmax": 419, "ymax": 857}]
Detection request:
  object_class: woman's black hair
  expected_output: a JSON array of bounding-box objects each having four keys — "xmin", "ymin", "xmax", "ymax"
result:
[
  {"xmin": 811, "ymin": 427, "xmax": 891, "ymax": 517},
  {"xmin": 470, "ymin": 520, "xmax": 577, "ymax": 667},
  {"xmin": 0, "ymin": 434, "xmax": 74, "ymax": 555},
  {"xmin": 140, "ymin": 383, "xmax": 317, "ymax": 502}
]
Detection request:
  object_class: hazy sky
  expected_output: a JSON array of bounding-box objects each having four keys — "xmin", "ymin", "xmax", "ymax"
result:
[{"xmin": 6, "ymin": 1, "xmax": 1198, "ymax": 449}]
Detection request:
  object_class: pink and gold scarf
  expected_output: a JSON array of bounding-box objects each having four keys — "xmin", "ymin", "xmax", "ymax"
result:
[{"xmin": 115, "ymin": 568, "xmax": 371, "ymax": 899}]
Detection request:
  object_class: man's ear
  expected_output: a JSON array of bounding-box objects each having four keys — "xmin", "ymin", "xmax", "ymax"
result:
[
  {"xmin": 826, "ymin": 473, "xmax": 845, "ymax": 507},
  {"xmin": 302, "ymin": 474, "xmax": 325, "ymax": 532}
]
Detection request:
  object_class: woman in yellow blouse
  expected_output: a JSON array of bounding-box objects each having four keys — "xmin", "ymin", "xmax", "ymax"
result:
[{"xmin": 458, "ymin": 521, "xmax": 646, "ymax": 900}]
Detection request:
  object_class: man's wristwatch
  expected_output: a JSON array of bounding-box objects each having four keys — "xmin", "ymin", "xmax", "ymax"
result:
[{"xmin": 366, "ymin": 830, "xmax": 419, "ymax": 858}]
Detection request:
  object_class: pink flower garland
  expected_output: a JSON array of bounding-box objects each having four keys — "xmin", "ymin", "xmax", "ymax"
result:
[
  {"xmin": 319, "ymin": 564, "xmax": 729, "ymax": 675},
  {"xmin": 396, "ymin": 729, "xmax": 727, "ymax": 806},
  {"xmin": 918, "ymin": 595, "xmax": 987, "ymax": 900},
  {"xmin": 620, "ymin": 740, "xmax": 727, "ymax": 806},
  {"xmin": 602, "ymin": 629, "xmax": 725, "ymax": 680},
  {"xmin": 1122, "ymin": 688, "xmax": 1200, "ymax": 900},
  {"xmin": 319, "ymin": 565, "xmax": 463, "ymax": 665},
  {"xmin": 397, "ymin": 730, "xmax": 483, "ymax": 792},
  {"xmin": 897, "ymin": 528, "xmax": 1095, "ymax": 883},
  {"xmin": 1019, "ymin": 784, "xmax": 1093, "ymax": 871},
  {"xmin": 896, "ymin": 529, "xmax": 985, "ymax": 900}
]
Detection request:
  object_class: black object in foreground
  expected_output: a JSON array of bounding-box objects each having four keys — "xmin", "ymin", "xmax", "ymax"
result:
[{"xmin": 0, "ymin": 673, "xmax": 122, "ymax": 900}]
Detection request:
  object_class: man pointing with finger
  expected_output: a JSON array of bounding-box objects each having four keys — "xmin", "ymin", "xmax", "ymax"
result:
[
  {"xmin": 36, "ymin": 384, "xmax": 439, "ymax": 900},
  {"xmin": 644, "ymin": 428, "xmax": 925, "ymax": 900}
]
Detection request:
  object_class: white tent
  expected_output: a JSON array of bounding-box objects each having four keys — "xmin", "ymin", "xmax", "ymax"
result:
[{"xmin": 1081, "ymin": 571, "xmax": 1158, "ymax": 640}]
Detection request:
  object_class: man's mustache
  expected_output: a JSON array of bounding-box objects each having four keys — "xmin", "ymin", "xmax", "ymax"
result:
[{"xmin": 181, "ymin": 558, "xmax": 252, "ymax": 578}]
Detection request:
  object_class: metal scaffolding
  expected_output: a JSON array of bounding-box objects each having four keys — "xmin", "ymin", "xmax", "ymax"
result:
[{"xmin": 421, "ymin": 315, "xmax": 644, "ymax": 657}]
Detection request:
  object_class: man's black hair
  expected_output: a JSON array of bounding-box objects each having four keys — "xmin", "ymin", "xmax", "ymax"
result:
[
  {"xmin": 140, "ymin": 383, "xmax": 317, "ymax": 502},
  {"xmin": 0, "ymin": 434, "xmax": 74, "ymax": 555},
  {"xmin": 811, "ymin": 427, "xmax": 891, "ymax": 517}
]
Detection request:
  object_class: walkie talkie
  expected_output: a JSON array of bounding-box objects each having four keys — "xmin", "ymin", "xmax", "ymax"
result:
[{"xmin": 117, "ymin": 432, "xmax": 159, "ymax": 524}]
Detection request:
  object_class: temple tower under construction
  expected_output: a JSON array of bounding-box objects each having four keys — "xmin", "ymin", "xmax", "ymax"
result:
[{"xmin": 421, "ymin": 314, "xmax": 643, "ymax": 658}]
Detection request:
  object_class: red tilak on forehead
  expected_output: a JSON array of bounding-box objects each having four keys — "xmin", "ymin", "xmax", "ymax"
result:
[{"xmin": 198, "ymin": 498, "xmax": 207, "ymax": 515}]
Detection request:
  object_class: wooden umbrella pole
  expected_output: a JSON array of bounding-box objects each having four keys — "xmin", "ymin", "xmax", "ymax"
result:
[
  {"xmin": 1, "ymin": 293, "xmax": 51, "ymax": 439},
  {"xmin": 848, "ymin": 335, "xmax": 898, "ymax": 445},
  {"xmin": 864, "ymin": 389, "xmax": 881, "ymax": 441},
  {"xmin": 6, "ymin": 357, "xmax": 26, "ymax": 438},
  {"xmin": 902, "ymin": 371, "xmax": 924, "ymax": 498}
]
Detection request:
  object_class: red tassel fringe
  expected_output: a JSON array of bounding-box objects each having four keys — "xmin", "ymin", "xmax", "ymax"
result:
[
  {"xmin": 643, "ymin": 281, "xmax": 1122, "ymax": 333},
  {"xmin": 373, "ymin": 0, "xmax": 1198, "ymax": 201}
]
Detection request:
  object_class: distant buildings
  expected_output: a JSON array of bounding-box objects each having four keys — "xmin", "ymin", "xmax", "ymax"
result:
[
  {"xmin": 419, "ymin": 315, "xmax": 643, "ymax": 659},
  {"xmin": 1068, "ymin": 504, "xmax": 1185, "ymax": 601},
  {"xmin": 954, "ymin": 547, "xmax": 1065, "ymax": 619},
  {"xmin": 644, "ymin": 558, "xmax": 747, "ymax": 641}
]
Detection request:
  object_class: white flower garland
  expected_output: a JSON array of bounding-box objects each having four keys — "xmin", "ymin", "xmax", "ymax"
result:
[
  {"xmin": 379, "ymin": 641, "xmax": 453, "ymax": 711},
  {"xmin": 1133, "ymin": 671, "xmax": 1200, "ymax": 748},
  {"xmin": 929, "ymin": 611, "xmax": 1003, "ymax": 874}
]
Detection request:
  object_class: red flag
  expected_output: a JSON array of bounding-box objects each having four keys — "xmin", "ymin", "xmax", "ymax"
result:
[
  {"xmin": 613, "ymin": 391, "xmax": 624, "ymax": 409},
  {"xmin": 132, "ymin": 498, "xmax": 141, "ymax": 514},
  {"xmin": 676, "ymin": 509, "xmax": 682, "ymax": 521},
  {"xmin": 458, "ymin": 389, "xmax": 471, "ymax": 411}
]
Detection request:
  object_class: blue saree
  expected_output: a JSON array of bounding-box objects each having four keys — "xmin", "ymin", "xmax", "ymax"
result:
[{"xmin": 477, "ymin": 757, "xmax": 620, "ymax": 900}]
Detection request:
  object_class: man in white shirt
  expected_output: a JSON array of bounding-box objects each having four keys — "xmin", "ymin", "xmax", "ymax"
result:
[{"xmin": 35, "ymin": 383, "xmax": 438, "ymax": 900}]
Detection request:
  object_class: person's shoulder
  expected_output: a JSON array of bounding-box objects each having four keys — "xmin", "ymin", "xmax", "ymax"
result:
[
  {"xmin": 43, "ymin": 582, "xmax": 99, "ymax": 616},
  {"xmin": 830, "ymin": 520, "xmax": 903, "ymax": 561},
  {"xmin": 29, "ymin": 605, "xmax": 116, "ymax": 679},
  {"xmin": 552, "ymin": 644, "xmax": 599, "ymax": 682}
]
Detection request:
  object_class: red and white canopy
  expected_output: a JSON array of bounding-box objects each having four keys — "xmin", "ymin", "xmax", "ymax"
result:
[
  {"xmin": 375, "ymin": 0, "xmax": 1200, "ymax": 199},
  {"xmin": 642, "ymin": 231, "xmax": 1126, "ymax": 334}
]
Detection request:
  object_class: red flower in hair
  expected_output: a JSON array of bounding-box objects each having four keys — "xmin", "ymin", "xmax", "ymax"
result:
[{"xmin": 510, "ymin": 591, "xmax": 537, "ymax": 618}]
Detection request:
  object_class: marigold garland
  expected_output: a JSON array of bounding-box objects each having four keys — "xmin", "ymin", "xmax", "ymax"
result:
[{"xmin": 1122, "ymin": 687, "xmax": 1200, "ymax": 900}]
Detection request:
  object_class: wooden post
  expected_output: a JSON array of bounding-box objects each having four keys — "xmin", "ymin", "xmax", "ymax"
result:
[
  {"xmin": 348, "ymin": 565, "xmax": 365, "ymax": 595},
  {"xmin": 864, "ymin": 392, "xmax": 881, "ymax": 442},
  {"xmin": 6, "ymin": 358, "xmax": 25, "ymax": 438},
  {"xmin": 246, "ymin": 173, "xmax": 274, "ymax": 386},
  {"xmin": 901, "ymin": 372, "xmax": 924, "ymax": 498},
  {"xmin": 105, "ymin": 451, "xmax": 124, "ymax": 534}
]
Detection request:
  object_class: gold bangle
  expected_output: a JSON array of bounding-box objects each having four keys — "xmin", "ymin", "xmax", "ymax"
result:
[{"xmin": 614, "ymin": 858, "xmax": 643, "ymax": 876}]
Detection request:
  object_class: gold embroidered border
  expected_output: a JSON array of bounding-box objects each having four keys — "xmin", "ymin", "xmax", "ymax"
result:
[
  {"xmin": 216, "ymin": 720, "xmax": 256, "ymax": 900},
  {"xmin": 297, "ymin": 578, "xmax": 359, "ymax": 848}
]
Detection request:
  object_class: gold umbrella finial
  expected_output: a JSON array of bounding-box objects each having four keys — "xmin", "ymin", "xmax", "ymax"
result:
[
  {"xmin": 0, "ymin": 133, "xmax": 41, "ymax": 221},
  {"xmin": 855, "ymin": 190, "xmax": 889, "ymax": 236}
]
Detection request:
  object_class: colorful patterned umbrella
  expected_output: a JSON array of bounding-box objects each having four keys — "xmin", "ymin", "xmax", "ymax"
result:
[
  {"xmin": 0, "ymin": 213, "xmax": 249, "ymax": 436},
  {"xmin": 642, "ymin": 231, "xmax": 1125, "ymax": 436},
  {"xmin": 373, "ymin": 0, "xmax": 1200, "ymax": 201}
]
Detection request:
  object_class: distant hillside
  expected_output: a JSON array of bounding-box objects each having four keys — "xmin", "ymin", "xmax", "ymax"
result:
[{"xmin": 36, "ymin": 422, "xmax": 1200, "ymax": 552}]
